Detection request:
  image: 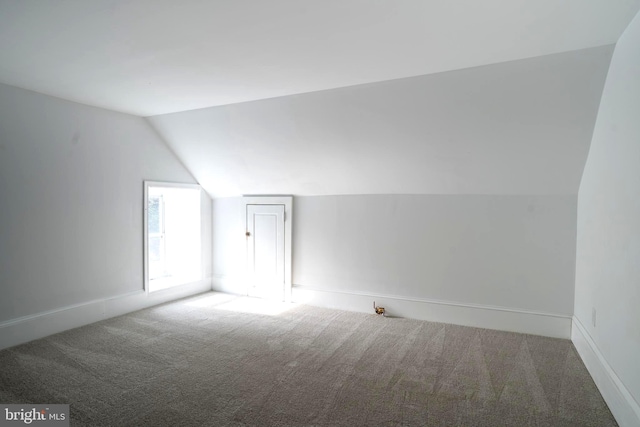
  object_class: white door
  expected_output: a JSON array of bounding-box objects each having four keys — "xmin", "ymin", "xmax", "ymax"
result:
[{"xmin": 246, "ymin": 204, "xmax": 285, "ymax": 300}]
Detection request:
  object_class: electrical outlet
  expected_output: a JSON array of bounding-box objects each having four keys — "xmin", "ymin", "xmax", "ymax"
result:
[{"xmin": 592, "ymin": 307, "xmax": 597, "ymax": 327}]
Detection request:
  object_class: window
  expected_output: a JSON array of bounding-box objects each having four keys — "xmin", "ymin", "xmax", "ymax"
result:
[{"xmin": 144, "ymin": 181, "xmax": 201, "ymax": 293}]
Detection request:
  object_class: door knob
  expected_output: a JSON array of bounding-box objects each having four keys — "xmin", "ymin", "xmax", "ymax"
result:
[{"xmin": 246, "ymin": 231, "xmax": 251, "ymax": 237}]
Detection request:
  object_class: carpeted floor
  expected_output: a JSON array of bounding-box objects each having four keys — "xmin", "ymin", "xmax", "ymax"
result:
[{"xmin": 0, "ymin": 292, "xmax": 616, "ymax": 426}]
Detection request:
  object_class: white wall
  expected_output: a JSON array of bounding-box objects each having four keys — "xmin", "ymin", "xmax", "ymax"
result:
[
  {"xmin": 0, "ymin": 83, "xmax": 212, "ymax": 346},
  {"xmin": 199, "ymin": 45, "xmax": 612, "ymax": 340},
  {"xmin": 573, "ymin": 11, "xmax": 640, "ymax": 426},
  {"xmin": 149, "ymin": 45, "xmax": 612, "ymax": 198},
  {"xmin": 213, "ymin": 194, "xmax": 576, "ymax": 337},
  {"xmin": 212, "ymin": 197, "xmax": 244, "ymax": 287},
  {"xmin": 294, "ymin": 195, "xmax": 576, "ymax": 313}
]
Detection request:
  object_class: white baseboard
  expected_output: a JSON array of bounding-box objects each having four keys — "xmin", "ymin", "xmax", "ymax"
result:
[
  {"xmin": 292, "ymin": 286, "xmax": 572, "ymax": 339},
  {"xmin": 0, "ymin": 279, "xmax": 212, "ymax": 351},
  {"xmin": 572, "ymin": 317, "xmax": 640, "ymax": 427}
]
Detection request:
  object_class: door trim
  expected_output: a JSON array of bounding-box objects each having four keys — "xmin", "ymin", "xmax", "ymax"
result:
[{"xmin": 242, "ymin": 196, "xmax": 293, "ymax": 302}]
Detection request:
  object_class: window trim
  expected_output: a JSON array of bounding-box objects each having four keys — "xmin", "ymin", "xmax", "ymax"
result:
[{"xmin": 143, "ymin": 181, "xmax": 202, "ymax": 294}]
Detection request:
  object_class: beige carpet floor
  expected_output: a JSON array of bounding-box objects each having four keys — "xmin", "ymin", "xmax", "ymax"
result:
[{"xmin": 0, "ymin": 292, "xmax": 616, "ymax": 426}]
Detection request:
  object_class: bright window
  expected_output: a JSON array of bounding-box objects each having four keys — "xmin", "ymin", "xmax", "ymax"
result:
[{"xmin": 144, "ymin": 182, "xmax": 202, "ymax": 293}]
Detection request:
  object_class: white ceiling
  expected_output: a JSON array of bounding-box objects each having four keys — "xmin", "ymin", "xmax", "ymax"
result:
[
  {"xmin": 1, "ymin": 0, "xmax": 639, "ymax": 117},
  {"xmin": 149, "ymin": 46, "xmax": 613, "ymax": 197}
]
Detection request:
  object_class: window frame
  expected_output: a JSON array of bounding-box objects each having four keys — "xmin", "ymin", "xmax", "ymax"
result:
[
  {"xmin": 143, "ymin": 181, "xmax": 202, "ymax": 294},
  {"xmin": 147, "ymin": 193, "xmax": 166, "ymax": 279}
]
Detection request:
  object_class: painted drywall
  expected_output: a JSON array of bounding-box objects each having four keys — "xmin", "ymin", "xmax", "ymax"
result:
[
  {"xmin": 148, "ymin": 46, "xmax": 613, "ymax": 198},
  {"xmin": 212, "ymin": 197, "xmax": 245, "ymax": 286},
  {"xmin": 2, "ymin": 2, "xmax": 637, "ymax": 116},
  {"xmin": 203, "ymin": 46, "xmax": 606, "ymax": 338},
  {"xmin": 214, "ymin": 194, "xmax": 577, "ymax": 318},
  {"xmin": 0, "ymin": 83, "xmax": 212, "ymax": 323},
  {"xmin": 295, "ymin": 195, "xmax": 577, "ymax": 314},
  {"xmin": 574, "ymin": 10, "xmax": 640, "ymax": 424}
]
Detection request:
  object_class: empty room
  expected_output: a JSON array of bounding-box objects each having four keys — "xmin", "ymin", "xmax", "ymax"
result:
[{"xmin": 1, "ymin": 1, "xmax": 639, "ymax": 426}]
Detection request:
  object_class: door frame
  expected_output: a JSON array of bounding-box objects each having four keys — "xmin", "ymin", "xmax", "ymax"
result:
[{"xmin": 242, "ymin": 196, "xmax": 293, "ymax": 302}]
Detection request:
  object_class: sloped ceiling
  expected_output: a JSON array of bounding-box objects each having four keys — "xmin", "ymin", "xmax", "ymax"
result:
[
  {"xmin": 1, "ymin": 2, "xmax": 637, "ymax": 197},
  {"xmin": 0, "ymin": 0, "xmax": 638, "ymax": 116},
  {"xmin": 149, "ymin": 46, "xmax": 614, "ymax": 197}
]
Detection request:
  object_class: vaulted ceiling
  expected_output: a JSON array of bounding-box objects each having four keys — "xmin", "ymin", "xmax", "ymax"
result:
[
  {"xmin": 1, "ymin": 1, "xmax": 639, "ymax": 197},
  {"xmin": 0, "ymin": 1, "xmax": 638, "ymax": 116},
  {"xmin": 148, "ymin": 46, "xmax": 614, "ymax": 197}
]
